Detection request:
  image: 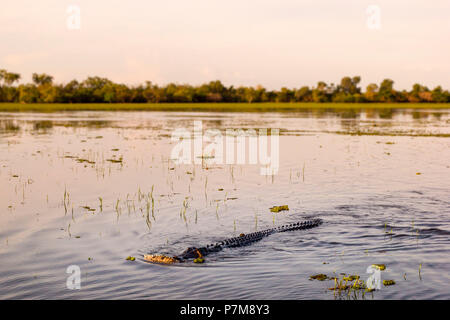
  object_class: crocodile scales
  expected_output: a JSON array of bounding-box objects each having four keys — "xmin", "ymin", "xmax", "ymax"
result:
[{"xmin": 144, "ymin": 218, "xmax": 323, "ymax": 264}]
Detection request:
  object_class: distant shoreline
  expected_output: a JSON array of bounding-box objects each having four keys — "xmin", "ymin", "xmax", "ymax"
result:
[{"xmin": 0, "ymin": 103, "xmax": 449, "ymax": 113}]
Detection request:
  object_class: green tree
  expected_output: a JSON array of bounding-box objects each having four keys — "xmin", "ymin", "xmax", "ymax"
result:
[
  {"xmin": 378, "ymin": 79, "xmax": 395, "ymax": 102},
  {"xmin": 18, "ymin": 84, "xmax": 40, "ymax": 103},
  {"xmin": 32, "ymin": 73, "xmax": 53, "ymax": 86},
  {"xmin": 431, "ymin": 86, "xmax": 448, "ymax": 103},
  {"xmin": 365, "ymin": 83, "xmax": 378, "ymax": 102}
]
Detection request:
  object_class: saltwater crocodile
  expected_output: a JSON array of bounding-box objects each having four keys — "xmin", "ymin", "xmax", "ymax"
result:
[{"xmin": 144, "ymin": 218, "xmax": 323, "ymax": 264}]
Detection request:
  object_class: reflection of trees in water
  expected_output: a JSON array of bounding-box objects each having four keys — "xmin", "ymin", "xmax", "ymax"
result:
[
  {"xmin": 0, "ymin": 120, "xmax": 21, "ymax": 132},
  {"xmin": 412, "ymin": 111, "xmax": 429, "ymax": 120},
  {"xmin": 377, "ymin": 108, "xmax": 393, "ymax": 119},
  {"xmin": 432, "ymin": 112, "xmax": 442, "ymax": 120},
  {"xmin": 32, "ymin": 121, "xmax": 53, "ymax": 132},
  {"xmin": 340, "ymin": 119, "xmax": 360, "ymax": 132}
]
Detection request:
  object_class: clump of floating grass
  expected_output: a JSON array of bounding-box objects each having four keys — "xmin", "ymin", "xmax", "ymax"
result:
[
  {"xmin": 383, "ymin": 280, "xmax": 395, "ymax": 286},
  {"xmin": 309, "ymin": 273, "xmax": 377, "ymax": 298},
  {"xmin": 270, "ymin": 205, "xmax": 289, "ymax": 213},
  {"xmin": 329, "ymin": 277, "xmax": 351, "ymax": 291},
  {"xmin": 343, "ymin": 275, "xmax": 360, "ymax": 281},
  {"xmin": 372, "ymin": 264, "xmax": 386, "ymax": 270},
  {"xmin": 125, "ymin": 256, "xmax": 136, "ymax": 261},
  {"xmin": 309, "ymin": 274, "xmax": 329, "ymax": 281}
]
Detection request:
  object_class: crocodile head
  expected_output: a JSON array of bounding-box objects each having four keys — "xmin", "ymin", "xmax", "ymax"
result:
[{"xmin": 179, "ymin": 247, "xmax": 200, "ymax": 259}]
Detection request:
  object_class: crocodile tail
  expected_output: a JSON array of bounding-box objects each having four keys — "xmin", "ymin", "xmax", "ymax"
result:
[{"xmin": 278, "ymin": 219, "xmax": 323, "ymax": 232}]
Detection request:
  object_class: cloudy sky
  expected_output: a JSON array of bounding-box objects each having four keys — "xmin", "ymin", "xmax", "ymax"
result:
[{"xmin": 1, "ymin": 0, "xmax": 449, "ymax": 90}]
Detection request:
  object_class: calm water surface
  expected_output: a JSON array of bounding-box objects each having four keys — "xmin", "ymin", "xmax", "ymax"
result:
[{"xmin": 0, "ymin": 109, "xmax": 449, "ymax": 299}]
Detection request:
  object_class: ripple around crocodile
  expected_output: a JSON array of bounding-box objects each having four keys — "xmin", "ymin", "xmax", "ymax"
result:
[{"xmin": 144, "ymin": 218, "xmax": 323, "ymax": 264}]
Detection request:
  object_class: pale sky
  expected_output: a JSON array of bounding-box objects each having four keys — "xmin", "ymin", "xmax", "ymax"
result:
[{"xmin": 1, "ymin": 0, "xmax": 449, "ymax": 90}]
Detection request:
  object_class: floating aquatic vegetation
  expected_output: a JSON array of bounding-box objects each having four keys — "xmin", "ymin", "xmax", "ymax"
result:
[
  {"xmin": 343, "ymin": 275, "xmax": 360, "ymax": 281},
  {"xmin": 328, "ymin": 282, "xmax": 351, "ymax": 291},
  {"xmin": 309, "ymin": 274, "xmax": 329, "ymax": 281},
  {"xmin": 371, "ymin": 264, "xmax": 386, "ymax": 270},
  {"xmin": 76, "ymin": 158, "xmax": 95, "ymax": 164},
  {"xmin": 352, "ymin": 280, "xmax": 367, "ymax": 290},
  {"xmin": 383, "ymin": 280, "xmax": 395, "ymax": 286},
  {"xmin": 270, "ymin": 205, "xmax": 289, "ymax": 213},
  {"xmin": 125, "ymin": 256, "xmax": 136, "ymax": 261},
  {"xmin": 106, "ymin": 157, "xmax": 123, "ymax": 164}
]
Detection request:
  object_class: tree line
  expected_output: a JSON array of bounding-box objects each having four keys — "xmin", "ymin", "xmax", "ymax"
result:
[{"xmin": 0, "ymin": 69, "xmax": 449, "ymax": 103}]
